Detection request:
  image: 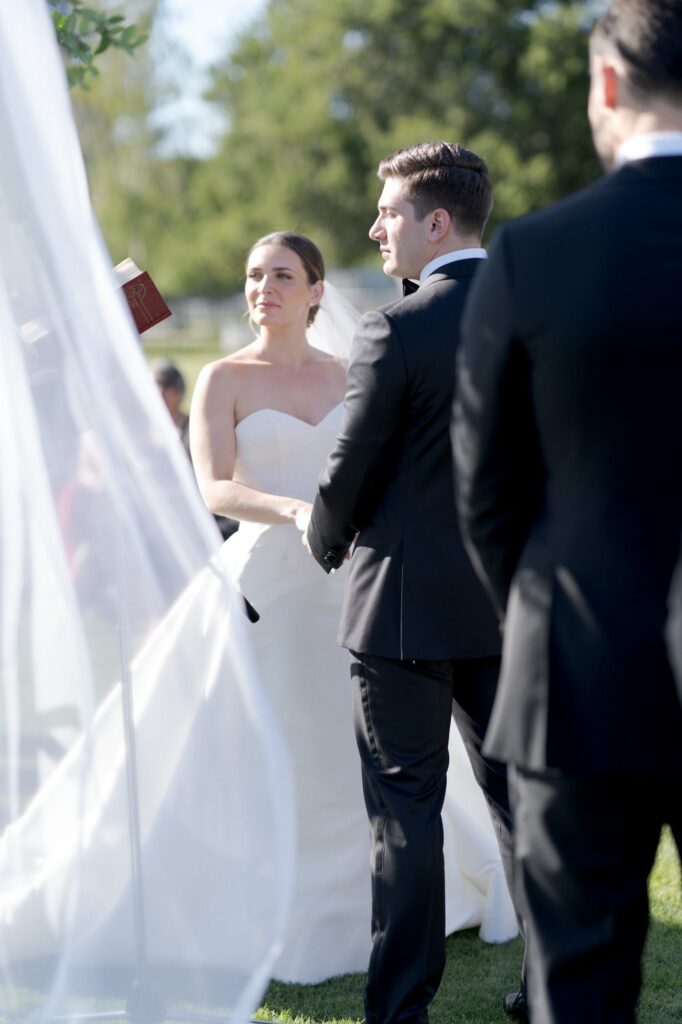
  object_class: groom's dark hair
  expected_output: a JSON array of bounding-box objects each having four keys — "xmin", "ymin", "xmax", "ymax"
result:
[
  {"xmin": 591, "ymin": 0, "xmax": 682, "ymax": 100},
  {"xmin": 377, "ymin": 142, "xmax": 492, "ymax": 237}
]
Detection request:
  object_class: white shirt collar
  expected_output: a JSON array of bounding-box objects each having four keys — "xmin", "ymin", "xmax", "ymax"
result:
[
  {"xmin": 616, "ymin": 131, "xmax": 682, "ymax": 167},
  {"xmin": 418, "ymin": 248, "xmax": 487, "ymax": 285}
]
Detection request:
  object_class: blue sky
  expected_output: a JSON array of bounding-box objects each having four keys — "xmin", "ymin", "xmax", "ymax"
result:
[
  {"xmin": 154, "ymin": 0, "xmax": 267, "ymax": 155},
  {"xmin": 161, "ymin": 0, "xmax": 266, "ymax": 67}
]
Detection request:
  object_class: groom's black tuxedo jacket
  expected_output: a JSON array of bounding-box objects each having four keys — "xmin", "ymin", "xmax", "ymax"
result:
[
  {"xmin": 308, "ymin": 259, "xmax": 500, "ymax": 661},
  {"xmin": 455, "ymin": 156, "xmax": 682, "ymax": 774}
]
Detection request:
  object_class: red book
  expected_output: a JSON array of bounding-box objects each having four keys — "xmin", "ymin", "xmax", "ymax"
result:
[{"xmin": 114, "ymin": 258, "xmax": 172, "ymax": 334}]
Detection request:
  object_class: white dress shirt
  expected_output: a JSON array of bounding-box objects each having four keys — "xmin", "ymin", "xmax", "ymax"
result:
[
  {"xmin": 418, "ymin": 248, "xmax": 487, "ymax": 286},
  {"xmin": 403, "ymin": 251, "xmax": 483, "ymax": 288},
  {"xmin": 616, "ymin": 131, "xmax": 682, "ymax": 166}
]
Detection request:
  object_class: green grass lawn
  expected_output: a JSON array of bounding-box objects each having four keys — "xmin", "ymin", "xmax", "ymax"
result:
[
  {"xmin": 0, "ymin": 830, "xmax": 678, "ymax": 1024},
  {"xmin": 145, "ymin": 343, "xmax": 222, "ymax": 405},
  {"xmin": 256, "ymin": 829, "xmax": 682, "ymax": 1024}
]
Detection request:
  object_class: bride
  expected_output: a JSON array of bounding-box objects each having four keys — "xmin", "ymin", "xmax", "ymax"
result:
[
  {"xmin": 189, "ymin": 231, "xmax": 518, "ymax": 984},
  {"xmin": 1, "ymin": 1, "xmax": 511, "ymax": 1015}
]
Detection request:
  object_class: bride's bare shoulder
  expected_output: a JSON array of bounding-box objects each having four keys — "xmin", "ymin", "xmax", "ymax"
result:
[
  {"xmin": 196, "ymin": 345, "xmax": 263, "ymax": 390},
  {"xmin": 311, "ymin": 350, "xmax": 348, "ymax": 380}
]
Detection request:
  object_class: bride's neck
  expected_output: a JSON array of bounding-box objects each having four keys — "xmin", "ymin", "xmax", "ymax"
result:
[{"xmin": 255, "ymin": 325, "xmax": 314, "ymax": 367}]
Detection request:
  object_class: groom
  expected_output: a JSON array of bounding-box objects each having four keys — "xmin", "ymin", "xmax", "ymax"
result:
[{"xmin": 305, "ymin": 142, "xmax": 526, "ymax": 1024}]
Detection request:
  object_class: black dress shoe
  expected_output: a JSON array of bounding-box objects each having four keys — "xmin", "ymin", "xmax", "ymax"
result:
[{"xmin": 502, "ymin": 989, "xmax": 529, "ymax": 1022}]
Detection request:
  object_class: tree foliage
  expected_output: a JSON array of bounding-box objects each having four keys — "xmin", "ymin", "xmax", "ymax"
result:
[
  {"xmin": 76, "ymin": 0, "xmax": 604, "ymax": 296},
  {"xmin": 180, "ymin": 0, "xmax": 602, "ymax": 292},
  {"xmin": 50, "ymin": 0, "xmax": 148, "ymax": 88},
  {"xmin": 68, "ymin": 0, "xmax": 177, "ymax": 274}
]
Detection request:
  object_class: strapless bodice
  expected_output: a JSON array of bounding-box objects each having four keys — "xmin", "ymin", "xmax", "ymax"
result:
[
  {"xmin": 233, "ymin": 404, "xmax": 344, "ymax": 502},
  {"xmin": 221, "ymin": 403, "xmax": 346, "ymax": 610}
]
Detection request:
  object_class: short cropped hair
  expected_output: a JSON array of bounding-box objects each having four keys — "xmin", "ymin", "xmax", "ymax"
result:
[
  {"xmin": 591, "ymin": 0, "xmax": 682, "ymax": 100},
  {"xmin": 377, "ymin": 142, "xmax": 493, "ymax": 236},
  {"xmin": 151, "ymin": 357, "xmax": 185, "ymax": 396}
]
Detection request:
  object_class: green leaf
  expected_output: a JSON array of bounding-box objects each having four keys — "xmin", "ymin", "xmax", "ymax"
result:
[
  {"xmin": 78, "ymin": 12, "xmax": 96, "ymax": 34},
  {"xmin": 94, "ymin": 35, "xmax": 112, "ymax": 56},
  {"xmin": 66, "ymin": 65, "xmax": 85, "ymax": 87}
]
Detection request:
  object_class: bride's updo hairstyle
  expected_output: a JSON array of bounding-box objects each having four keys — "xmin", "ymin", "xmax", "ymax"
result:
[{"xmin": 247, "ymin": 231, "xmax": 325, "ymax": 325}]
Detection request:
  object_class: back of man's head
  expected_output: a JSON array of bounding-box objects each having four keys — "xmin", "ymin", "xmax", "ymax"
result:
[
  {"xmin": 592, "ymin": 0, "xmax": 682, "ymax": 102},
  {"xmin": 377, "ymin": 142, "xmax": 493, "ymax": 238}
]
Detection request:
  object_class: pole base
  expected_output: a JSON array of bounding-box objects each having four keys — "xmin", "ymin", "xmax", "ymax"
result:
[{"xmin": 125, "ymin": 979, "xmax": 166, "ymax": 1024}]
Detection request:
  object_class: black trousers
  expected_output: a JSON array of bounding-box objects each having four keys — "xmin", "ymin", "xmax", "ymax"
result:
[
  {"xmin": 350, "ymin": 652, "xmax": 524, "ymax": 1024},
  {"xmin": 510, "ymin": 768, "xmax": 682, "ymax": 1024}
]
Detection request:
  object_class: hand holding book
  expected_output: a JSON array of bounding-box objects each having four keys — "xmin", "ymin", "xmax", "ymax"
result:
[{"xmin": 114, "ymin": 258, "xmax": 171, "ymax": 334}]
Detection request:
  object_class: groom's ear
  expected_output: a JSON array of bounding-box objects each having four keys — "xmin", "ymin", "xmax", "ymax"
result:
[{"xmin": 428, "ymin": 208, "xmax": 451, "ymax": 242}]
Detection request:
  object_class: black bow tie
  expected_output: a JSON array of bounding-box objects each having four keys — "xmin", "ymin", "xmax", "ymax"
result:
[{"xmin": 402, "ymin": 278, "xmax": 419, "ymax": 296}]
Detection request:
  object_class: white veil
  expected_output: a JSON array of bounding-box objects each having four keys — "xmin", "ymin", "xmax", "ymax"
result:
[
  {"xmin": 0, "ymin": 3, "xmax": 293, "ymax": 1021},
  {"xmin": 307, "ymin": 281, "xmax": 361, "ymax": 362}
]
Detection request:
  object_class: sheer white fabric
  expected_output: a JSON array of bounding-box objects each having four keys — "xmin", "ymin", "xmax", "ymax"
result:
[
  {"xmin": 0, "ymin": 3, "xmax": 294, "ymax": 1021},
  {"xmin": 307, "ymin": 281, "xmax": 361, "ymax": 362}
]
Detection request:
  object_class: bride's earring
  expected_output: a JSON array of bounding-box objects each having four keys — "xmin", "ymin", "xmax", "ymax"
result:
[{"xmin": 307, "ymin": 302, "xmax": 318, "ymax": 327}]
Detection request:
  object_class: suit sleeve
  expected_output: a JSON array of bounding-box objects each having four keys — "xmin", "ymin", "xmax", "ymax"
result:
[
  {"xmin": 451, "ymin": 228, "xmax": 544, "ymax": 618},
  {"xmin": 308, "ymin": 309, "xmax": 406, "ymax": 573}
]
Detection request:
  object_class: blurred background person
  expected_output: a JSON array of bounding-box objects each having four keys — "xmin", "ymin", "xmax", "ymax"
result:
[
  {"xmin": 151, "ymin": 356, "xmax": 190, "ymax": 453},
  {"xmin": 152, "ymin": 355, "xmax": 238, "ymax": 539}
]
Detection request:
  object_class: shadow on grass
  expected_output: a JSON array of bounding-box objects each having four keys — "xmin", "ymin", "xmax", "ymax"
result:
[
  {"xmin": 258, "ymin": 972, "xmax": 365, "ymax": 1024},
  {"xmin": 258, "ymin": 930, "xmax": 525, "ymax": 1024},
  {"xmin": 640, "ymin": 919, "xmax": 682, "ymax": 1024}
]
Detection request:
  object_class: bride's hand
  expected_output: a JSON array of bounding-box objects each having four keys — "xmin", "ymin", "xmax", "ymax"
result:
[{"xmin": 294, "ymin": 504, "xmax": 312, "ymax": 534}]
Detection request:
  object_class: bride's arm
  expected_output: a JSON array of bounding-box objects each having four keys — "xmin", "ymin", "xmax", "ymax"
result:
[{"xmin": 189, "ymin": 360, "xmax": 310, "ymax": 526}]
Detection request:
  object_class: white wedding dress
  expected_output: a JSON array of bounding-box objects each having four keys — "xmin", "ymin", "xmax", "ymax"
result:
[
  {"xmin": 219, "ymin": 402, "xmax": 518, "ymax": 983},
  {"xmin": 0, "ymin": 403, "xmax": 517, "ymax": 1002},
  {"xmin": 0, "ymin": 3, "xmax": 295, "ymax": 1017},
  {"xmin": 0, "ymin": 5, "xmax": 514, "ymax": 1007}
]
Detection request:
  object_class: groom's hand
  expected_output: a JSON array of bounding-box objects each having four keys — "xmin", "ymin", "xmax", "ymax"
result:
[{"xmin": 302, "ymin": 529, "xmax": 357, "ymax": 562}]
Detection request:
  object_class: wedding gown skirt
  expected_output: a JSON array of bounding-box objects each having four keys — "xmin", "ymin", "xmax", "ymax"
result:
[
  {"xmin": 0, "ymin": 562, "xmax": 294, "ymax": 1003},
  {"xmin": 222, "ymin": 405, "xmax": 518, "ymax": 982},
  {"xmin": 0, "ymin": 405, "xmax": 517, "ymax": 997}
]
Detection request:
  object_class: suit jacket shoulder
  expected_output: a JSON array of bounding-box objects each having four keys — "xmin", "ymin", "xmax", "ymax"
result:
[
  {"xmin": 311, "ymin": 257, "xmax": 501, "ymax": 660},
  {"xmin": 456, "ymin": 158, "xmax": 682, "ymax": 772}
]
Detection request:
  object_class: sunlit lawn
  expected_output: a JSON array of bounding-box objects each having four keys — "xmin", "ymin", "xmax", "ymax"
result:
[
  {"xmin": 256, "ymin": 829, "xmax": 682, "ymax": 1024},
  {"xmin": 145, "ymin": 341, "xmax": 222, "ymax": 402},
  {"xmin": 0, "ymin": 820, "xmax": 679, "ymax": 1023}
]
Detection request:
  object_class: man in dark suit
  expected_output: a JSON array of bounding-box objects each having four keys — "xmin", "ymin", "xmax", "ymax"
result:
[
  {"xmin": 304, "ymin": 142, "xmax": 526, "ymax": 1024},
  {"xmin": 453, "ymin": 2, "xmax": 682, "ymax": 1020}
]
